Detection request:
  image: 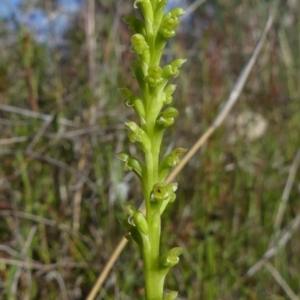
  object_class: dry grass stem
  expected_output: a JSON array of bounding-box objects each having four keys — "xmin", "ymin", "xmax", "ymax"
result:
[
  {"xmin": 274, "ymin": 149, "xmax": 300, "ymax": 230},
  {"xmin": 265, "ymin": 262, "xmax": 299, "ymax": 300}
]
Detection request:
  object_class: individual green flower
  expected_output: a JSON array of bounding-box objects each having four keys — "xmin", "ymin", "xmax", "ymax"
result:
[
  {"xmin": 156, "ymin": 107, "xmax": 178, "ymax": 127},
  {"xmin": 159, "ymin": 8, "xmax": 185, "ymax": 38},
  {"xmin": 145, "ymin": 65, "xmax": 164, "ymax": 87},
  {"xmin": 162, "ymin": 59, "xmax": 187, "ymax": 79},
  {"xmin": 131, "ymin": 33, "xmax": 149, "ymax": 55},
  {"xmin": 162, "ymin": 84, "xmax": 177, "ymax": 105},
  {"xmin": 161, "ymin": 148, "xmax": 187, "ymax": 168},
  {"xmin": 150, "ymin": 182, "xmax": 178, "ymax": 203},
  {"xmin": 159, "ymin": 247, "xmax": 183, "ymax": 268},
  {"xmin": 117, "ymin": 152, "xmax": 144, "ymax": 178}
]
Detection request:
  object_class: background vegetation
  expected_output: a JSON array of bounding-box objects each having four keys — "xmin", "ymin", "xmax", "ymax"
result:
[{"xmin": 0, "ymin": 0, "xmax": 299, "ymax": 299}]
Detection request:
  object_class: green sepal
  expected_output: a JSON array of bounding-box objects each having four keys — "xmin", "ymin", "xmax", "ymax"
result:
[
  {"xmin": 164, "ymin": 291, "xmax": 178, "ymax": 300},
  {"xmin": 125, "ymin": 122, "xmax": 151, "ymax": 153},
  {"xmin": 131, "ymin": 33, "xmax": 149, "ymax": 55},
  {"xmin": 123, "ymin": 14, "xmax": 145, "ymax": 35},
  {"xmin": 117, "ymin": 152, "xmax": 144, "ymax": 178},
  {"xmin": 162, "ymin": 59, "xmax": 186, "ymax": 79},
  {"xmin": 156, "ymin": 107, "xmax": 178, "ymax": 127},
  {"xmin": 159, "ymin": 247, "xmax": 183, "ymax": 268},
  {"xmin": 133, "ymin": 210, "xmax": 149, "ymax": 235},
  {"xmin": 159, "ymin": 148, "xmax": 187, "ymax": 180}
]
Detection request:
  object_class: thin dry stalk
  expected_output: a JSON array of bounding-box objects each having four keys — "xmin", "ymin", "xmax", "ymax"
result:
[
  {"xmin": 84, "ymin": 0, "xmax": 96, "ymax": 90},
  {"xmin": 0, "ymin": 210, "xmax": 93, "ymax": 245},
  {"xmin": 25, "ymin": 110, "xmax": 57, "ymax": 153},
  {"xmin": 0, "ymin": 103, "xmax": 75, "ymax": 126},
  {"xmin": 10, "ymin": 226, "xmax": 37, "ymax": 298},
  {"xmin": 245, "ymin": 215, "xmax": 300, "ymax": 277},
  {"xmin": 72, "ymin": 141, "xmax": 89, "ymax": 231},
  {"xmin": 274, "ymin": 149, "xmax": 300, "ymax": 230},
  {"xmin": 87, "ymin": 1, "xmax": 278, "ymax": 298},
  {"xmin": 265, "ymin": 262, "xmax": 299, "ymax": 300}
]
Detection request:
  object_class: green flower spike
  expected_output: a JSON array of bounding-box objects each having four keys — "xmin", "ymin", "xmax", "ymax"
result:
[{"xmin": 120, "ymin": 0, "xmax": 186, "ymax": 298}]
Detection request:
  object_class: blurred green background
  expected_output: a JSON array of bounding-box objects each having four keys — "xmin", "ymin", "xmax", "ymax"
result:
[{"xmin": 0, "ymin": 0, "xmax": 300, "ymax": 299}]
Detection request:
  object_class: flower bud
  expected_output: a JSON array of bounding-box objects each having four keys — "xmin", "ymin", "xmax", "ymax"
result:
[
  {"xmin": 156, "ymin": 107, "xmax": 178, "ymax": 127},
  {"xmin": 162, "ymin": 59, "xmax": 186, "ymax": 79},
  {"xmin": 159, "ymin": 13, "xmax": 178, "ymax": 38},
  {"xmin": 163, "ymin": 84, "xmax": 176, "ymax": 105},
  {"xmin": 133, "ymin": 210, "xmax": 149, "ymax": 235},
  {"xmin": 145, "ymin": 66, "xmax": 163, "ymax": 87},
  {"xmin": 170, "ymin": 7, "xmax": 186, "ymax": 18},
  {"xmin": 131, "ymin": 34, "xmax": 149, "ymax": 55}
]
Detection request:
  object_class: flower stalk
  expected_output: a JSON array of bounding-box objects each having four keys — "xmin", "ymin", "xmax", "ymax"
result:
[{"xmin": 119, "ymin": 1, "xmax": 186, "ymax": 299}]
